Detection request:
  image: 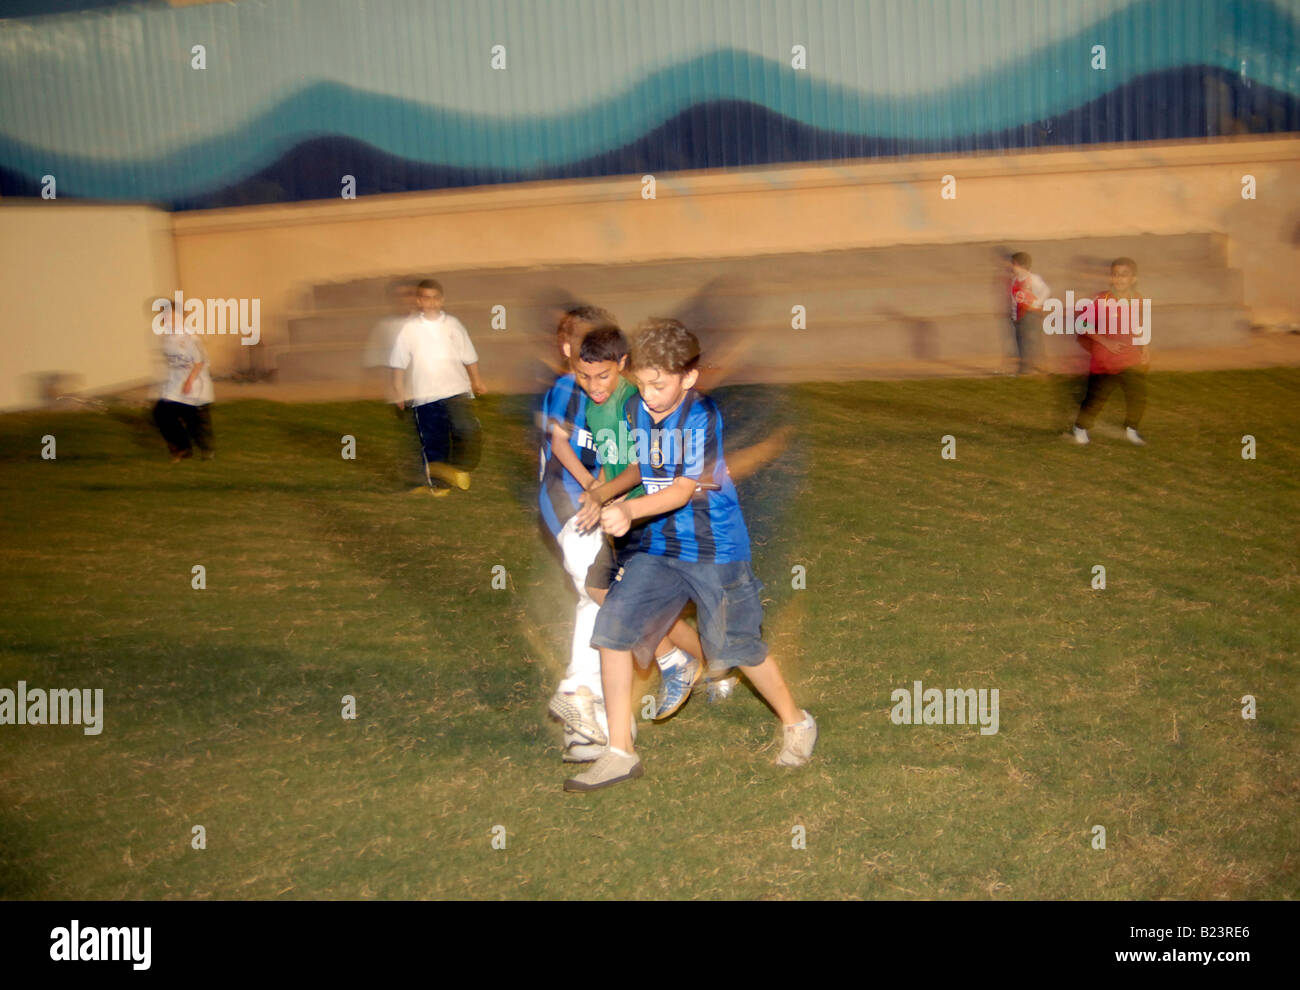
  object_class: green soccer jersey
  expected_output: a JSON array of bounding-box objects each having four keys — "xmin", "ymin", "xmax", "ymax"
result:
[{"xmin": 584, "ymin": 376, "xmax": 644, "ymax": 497}]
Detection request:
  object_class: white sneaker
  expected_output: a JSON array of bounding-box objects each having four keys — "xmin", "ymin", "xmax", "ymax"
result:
[
  {"xmin": 1125, "ymin": 426, "xmax": 1146, "ymax": 446},
  {"xmin": 547, "ymin": 686, "xmax": 607, "ymax": 745},
  {"xmin": 776, "ymin": 711, "xmax": 818, "ymax": 767},
  {"xmin": 1071, "ymin": 425, "xmax": 1090, "ymax": 445}
]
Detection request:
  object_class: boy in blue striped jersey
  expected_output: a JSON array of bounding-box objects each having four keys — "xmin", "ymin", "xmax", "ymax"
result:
[
  {"xmin": 538, "ymin": 308, "xmax": 701, "ymax": 764},
  {"xmin": 565, "ymin": 319, "xmax": 817, "ymax": 791}
]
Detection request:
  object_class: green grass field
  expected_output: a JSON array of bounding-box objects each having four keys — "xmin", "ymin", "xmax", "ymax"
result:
[{"xmin": 1, "ymin": 369, "xmax": 1296, "ymax": 900}]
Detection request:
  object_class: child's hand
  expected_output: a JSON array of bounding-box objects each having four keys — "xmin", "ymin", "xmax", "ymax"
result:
[
  {"xmin": 600, "ymin": 503, "xmax": 632, "ymax": 538},
  {"xmin": 575, "ymin": 491, "xmax": 603, "ymax": 532}
]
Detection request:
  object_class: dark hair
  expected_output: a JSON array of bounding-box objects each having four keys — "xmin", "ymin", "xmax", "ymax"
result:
[
  {"xmin": 416, "ymin": 278, "xmax": 443, "ymax": 293},
  {"xmin": 556, "ymin": 304, "xmax": 617, "ymax": 342},
  {"xmin": 1010, "ymin": 252, "xmax": 1032, "ymax": 268},
  {"xmin": 631, "ymin": 318, "xmax": 700, "ymax": 375},
  {"xmin": 577, "ymin": 325, "xmax": 628, "ymax": 364},
  {"xmin": 1111, "ymin": 257, "xmax": 1138, "ymax": 274}
]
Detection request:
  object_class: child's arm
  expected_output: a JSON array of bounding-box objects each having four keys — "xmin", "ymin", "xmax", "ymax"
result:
[
  {"xmin": 389, "ymin": 368, "xmax": 406, "ymax": 406},
  {"xmin": 464, "ymin": 361, "xmax": 486, "ymax": 396},
  {"xmin": 600, "ymin": 476, "xmax": 697, "ymax": 537},
  {"xmin": 574, "ymin": 461, "xmax": 640, "ymax": 530},
  {"xmin": 181, "ymin": 361, "xmax": 204, "ymax": 395},
  {"xmin": 549, "ymin": 422, "xmax": 598, "ymax": 492}
]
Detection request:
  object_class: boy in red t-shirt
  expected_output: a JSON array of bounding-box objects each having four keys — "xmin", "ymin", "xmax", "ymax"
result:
[
  {"xmin": 1071, "ymin": 257, "xmax": 1150, "ymax": 446},
  {"xmin": 1008, "ymin": 251, "xmax": 1050, "ymax": 375}
]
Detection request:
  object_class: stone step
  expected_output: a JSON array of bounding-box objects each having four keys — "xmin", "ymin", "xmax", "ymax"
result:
[
  {"xmin": 309, "ymin": 233, "xmax": 1229, "ymax": 309},
  {"xmin": 290, "ymin": 269, "xmax": 1246, "ymax": 347},
  {"xmin": 274, "ymin": 304, "xmax": 1251, "ymax": 386}
]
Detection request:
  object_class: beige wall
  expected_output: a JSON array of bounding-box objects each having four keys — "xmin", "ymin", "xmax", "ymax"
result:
[
  {"xmin": 0, "ymin": 203, "xmax": 177, "ymax": 411},
  {"xmin": 171, "ymin": 136, "xmax": 1300, "ymax": 372},
  {"xmin": 4, "ymin": 137, "xmax": 1295, "ymax": 405}
]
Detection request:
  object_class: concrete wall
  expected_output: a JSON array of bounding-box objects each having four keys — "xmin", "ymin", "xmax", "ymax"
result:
[
  {"xmin": 0, "ymin": 203, "xmax": 176, "ymax": 411},
  {"xmin": 171, "ymin": 136, "xmax": 1300, "ymax": 373},
  {"xmin": 3, "ymin": 136, "xmax": 1295, "ymax": 408}
]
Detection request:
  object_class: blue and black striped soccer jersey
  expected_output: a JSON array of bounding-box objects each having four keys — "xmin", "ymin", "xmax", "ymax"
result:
[
  {"xmin": 624, "ymin": 389, "xmax": 751, "ymax": 563},
  {"xmin": 538, "ymin": 374, "xmax": 600, "ymax": 538}
]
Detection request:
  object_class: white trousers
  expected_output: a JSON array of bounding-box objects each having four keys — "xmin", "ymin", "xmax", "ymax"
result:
[{"xmin": 555, "ymin": 515, "xmax": 606, "ymax": 696}]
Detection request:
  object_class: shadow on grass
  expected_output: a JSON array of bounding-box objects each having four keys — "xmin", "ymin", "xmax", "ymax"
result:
[{"xmin": 0, "ymin": 808, "xmax": 45, "ymax": 898}]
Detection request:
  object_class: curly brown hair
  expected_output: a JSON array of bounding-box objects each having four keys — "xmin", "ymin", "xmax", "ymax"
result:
[{"xmin": 630, "ymin": 318, "xmax": 700, "ymax": 375}]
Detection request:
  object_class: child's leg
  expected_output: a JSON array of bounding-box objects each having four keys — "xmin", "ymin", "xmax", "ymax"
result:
[
  {"xmin": 153, "ymin": 400, "xmax": 190, "ymax": 457},
  {"xmin": 557, "ymin": 519, "xmax": 604, "ymax": 695},
  {"xmin": 600, "ymin": 647, "xmax": 636, "ymax": 752},
  {"xmin": 1014, "ymin": 317, "xmax": 1033, "ymax": 374},
  {"xmin": 1075, "ymin": 373, "xmax": 1116, "ymax": 429},
  {"xmin": 665, "ymin": 619, "xmax": 703, "ymax": 661},
  {"xmin": 1120, "ymin": 368, "xmax": 1147, "ymax": 428},
  {"xmin": 693, "ymin": 562, "xmax": 803, "ymax": 726},
  {"xmin": 190, "ymin": 403, "xmax": 214, "ymax": 454},
  {"xmin": 446, "ymin": 393, "xmax": 482, "ymax": 471},
  {"xmin": 738, "ymin": 655, "xmax": 802, "ymax": 725},
  {"xmin": 412, "ymin": 400, "xmax": 452, "ymax": 486},
  {"xmin": 588, "ymin": 555, "xmax": 692, "ymax": 751}
]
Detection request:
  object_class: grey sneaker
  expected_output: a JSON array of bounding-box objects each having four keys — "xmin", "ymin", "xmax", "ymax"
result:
[
  {"xmin": 1071, "ymin": 425, "xmax": 1090, "ymax": 445},
  {"xmin": 548, "ymin": 686, "xmax": 607, "ymax": 745},
  {"xmin": 564, "ymin": 749, "xmax": 643, "ymax": 791},
  {"xmin": 653, "ymin": 652, "xmax": 702, "ymax": 720},
  {"xmin": 1125, "ymin": 426, "xmax": 1146, "ymax": 446},
  {"xmin": 776, "ymin": 711, "xmax": 818, "ymax": 767}
]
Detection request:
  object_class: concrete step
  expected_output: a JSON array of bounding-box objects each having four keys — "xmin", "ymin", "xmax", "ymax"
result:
[
  {"xmin": 309, "ymin": 233, "xmax": 1230, "ymax": 309},
  {"xmin": 274, "ymin": 304, "xmax": 1251, "ymax": 385},
  {"xmin": 289, "ymin": 270, "xmax": 1246, "ymax": 348}
]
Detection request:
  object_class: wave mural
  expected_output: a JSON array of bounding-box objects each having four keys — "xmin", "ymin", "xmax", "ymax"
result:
[{"xmin": 1, "ymin": 0, "xmax": 1297, "ymax": 209}]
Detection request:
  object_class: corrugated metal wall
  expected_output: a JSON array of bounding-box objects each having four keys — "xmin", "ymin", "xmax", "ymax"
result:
[{"xmin": 1, "ymin": 0, "xmax": 1297, "ymax": 209}]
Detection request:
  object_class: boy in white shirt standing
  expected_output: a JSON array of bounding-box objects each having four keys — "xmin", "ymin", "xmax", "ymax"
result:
[
  {"xmin": 154, "ymin": 306, "xmax": 215, "ymax": 463},
  {"xmin": 388, "ymin": 279, "xmax": 485, "ymax": 495}
]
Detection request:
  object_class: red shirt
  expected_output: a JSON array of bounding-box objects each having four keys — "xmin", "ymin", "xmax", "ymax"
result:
[
  {"xmin": 1078, "ymin": 291, "xmax": 1147, "ymax": 374},
  {"xmin": 1009, "ymin": 274, "xmax": 1047, "ymax": 321}
]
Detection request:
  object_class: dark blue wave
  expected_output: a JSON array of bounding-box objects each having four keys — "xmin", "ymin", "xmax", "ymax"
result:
[{"xmin": 4, "ymin": 65, "xmax": 1296, "ymax": 211}]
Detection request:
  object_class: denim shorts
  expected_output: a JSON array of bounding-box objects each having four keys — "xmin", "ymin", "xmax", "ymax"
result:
[{"xmin": 590, "ymin": 553, "xmax": 768, "ymax": 667}]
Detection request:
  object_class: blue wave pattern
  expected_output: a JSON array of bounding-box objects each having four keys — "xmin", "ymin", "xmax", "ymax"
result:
[{"xmin": 0, "ymin": 0, "xmax": 1297, "ymax": 207}]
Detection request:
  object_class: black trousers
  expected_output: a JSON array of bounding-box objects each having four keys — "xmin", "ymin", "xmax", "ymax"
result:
[
  {"xmin": 412, "ymin": 394, "xmax": 481, "ymax": 477},
  {"xmin": 154, "ymin": 400, "xmax": 213, "ymax": 456},
  {"xmin": 1075, "ymin": 368, "xmax": 1147, "ymax": 430}
]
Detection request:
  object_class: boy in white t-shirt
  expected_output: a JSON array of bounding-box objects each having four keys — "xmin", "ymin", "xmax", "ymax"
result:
[
  {"xmin": 153, "ymin": 307, "xmax": 215, "ymax": 463},
  {"xmin": 388, "ymin": 278, "xmax": 485, "ymax": 495}
]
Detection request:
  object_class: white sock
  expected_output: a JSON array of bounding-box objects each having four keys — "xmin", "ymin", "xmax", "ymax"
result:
[
  {"xmin": 656, "ymin": 648, "xmax": 684, "ymax": 669},
  {"xmin": 785, "ymin": 710, "xmax": 812, "ymax": 728},
  {"xmin": 609, "ymin": 746, "xmax": 633, "ymax": 758}
]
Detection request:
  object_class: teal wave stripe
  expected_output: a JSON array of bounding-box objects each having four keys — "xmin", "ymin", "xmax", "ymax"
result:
[{"xmin": 1, "ymin": 0, "xmax": 1296, "ymax": 200}]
